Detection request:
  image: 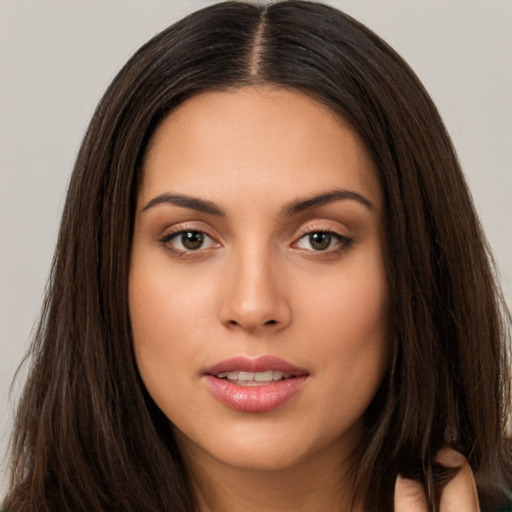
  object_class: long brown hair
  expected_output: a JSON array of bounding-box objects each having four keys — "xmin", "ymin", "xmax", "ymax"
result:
[{"xmin": 5, "ymin": 1, "xmax": 511, "ymax": 511}]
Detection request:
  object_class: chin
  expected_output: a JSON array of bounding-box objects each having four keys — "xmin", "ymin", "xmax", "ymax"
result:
[{"xmin": 172, "ymin": 414, "xmax": 363, "ymax": 475}]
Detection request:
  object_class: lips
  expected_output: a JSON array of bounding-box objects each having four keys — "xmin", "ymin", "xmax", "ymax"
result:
[
  {"xmin": 205, "ymin": 355, "xmax": 309, "ymax": 376},
  {"xmin": 203, "ymin": 355, "xmax": 309, "ymax": 412}
]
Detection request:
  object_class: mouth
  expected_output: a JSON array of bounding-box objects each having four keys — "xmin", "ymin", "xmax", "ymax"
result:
[
  {"xmin": 203, "ymin": 355, "xmax": 309, "ymax": 412},
  {"xmin": 204, "ymin": 354, "xmax": 309, "ymax": 377}
]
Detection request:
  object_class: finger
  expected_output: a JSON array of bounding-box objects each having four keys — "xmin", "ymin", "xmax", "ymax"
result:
[
  {"xmin": 394, "ymin": 474, "xmax": 429, "ymax": 512},
  {"xmin": 436, "ymin": 447, "xmax": 480, "ymax": 512}
]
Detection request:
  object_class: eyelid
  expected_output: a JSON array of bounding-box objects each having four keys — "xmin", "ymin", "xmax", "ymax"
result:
[
  {"xmin": 158, "ymin": 221, "xmax": 221, "ymax": 240},
  {"xmin": 291, "ymin": 221, "xmax": 355, "ymax": 254},
  {"xmin": 293, "ymin": 220, "xmax": 351, "ymax": 240},
  {"xmin": 294, "ymin": 230, "xmax": 351, "ymax": 247},
  {"xmin": 158, "ymin": 222, "xmax": 222, "ymax": 255}
]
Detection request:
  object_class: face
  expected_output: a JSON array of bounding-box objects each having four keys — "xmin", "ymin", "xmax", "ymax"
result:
[{"xmin": 129, "ymin": 87, "xmax": 389, "ymax": 474}]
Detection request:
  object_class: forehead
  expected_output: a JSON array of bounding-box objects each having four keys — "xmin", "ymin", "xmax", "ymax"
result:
[{"xmin": 141, "ymin": 86, "xmax": 382, "ymax": 210}]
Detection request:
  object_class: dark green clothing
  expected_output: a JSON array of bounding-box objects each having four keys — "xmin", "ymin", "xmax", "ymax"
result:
[{"xmin": 492, "ymin": 494, "xmax": 512, "ymax": 512}]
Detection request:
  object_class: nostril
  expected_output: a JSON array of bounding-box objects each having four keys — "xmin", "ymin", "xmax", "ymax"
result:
[{"xmin": 265, "ymin": 320, "xmax": 277, "ymax": 325}]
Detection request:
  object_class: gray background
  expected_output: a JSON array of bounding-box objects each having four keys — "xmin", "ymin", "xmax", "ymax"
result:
[{"xmin": 1, "ymin": 0, "xmax": 511, "ymax": 496}]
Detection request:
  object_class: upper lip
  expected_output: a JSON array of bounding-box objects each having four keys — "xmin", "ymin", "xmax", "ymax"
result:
[{"xmin": 204, "ymin": 355, "xmax": 309, "ymax": 376}]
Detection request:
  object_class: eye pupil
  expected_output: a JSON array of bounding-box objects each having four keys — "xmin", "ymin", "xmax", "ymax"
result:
[
  {"xmin": 182, "ymin": 231, "xmax": 204, "ymax": 250},
  {"xmin": 309, "ymin": 232, "xmax": 331, "ymax": 250}
]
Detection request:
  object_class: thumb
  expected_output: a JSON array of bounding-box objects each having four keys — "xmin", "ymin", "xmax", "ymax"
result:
[
  {"xmin": 394, "ymin": 474, "xmax": 429, "ymax": 512},
  {"xmin": 436, "ymin": 447, "xmax": 480, "ymax": 512}
]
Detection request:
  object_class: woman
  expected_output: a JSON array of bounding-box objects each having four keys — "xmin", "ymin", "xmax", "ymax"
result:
[{"xmin": 4, "ymin": 1, "xmax": 511, "ymax": 511}]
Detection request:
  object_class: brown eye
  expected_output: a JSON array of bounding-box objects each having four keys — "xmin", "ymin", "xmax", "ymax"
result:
[
  {"xmin": 181, "ymin": 231, "xmax": 205, "ymax": 250},
  {"xmin": 294, "ymin": 230, "xmax": 354, "ymax": 254},
  {"xmin": 161, "ymin": 230, "xmax": 219, "ymax": 253},
  {"xmin": 308, "ymin": 232, "xmax": 331, "ymax": 251}
]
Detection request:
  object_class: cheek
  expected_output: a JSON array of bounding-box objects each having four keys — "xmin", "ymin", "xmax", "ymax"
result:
[
  {"xmin": 304, "ymin": 257, "xmax": 388, "ymax": 342},
  {"xmin": 130, "ymin": 255, "xmax": 218, "ymax": 339},
  {"xmin": 129, "ymin": 269, "xmax": 214, "ymax": 430},
  {"xmin": 301, "ymin": 261, "xmax": 390, "ymax": 398},
  {"xmin": 129, "ymin": 263, "xmax": 212, "ymax": 389}
]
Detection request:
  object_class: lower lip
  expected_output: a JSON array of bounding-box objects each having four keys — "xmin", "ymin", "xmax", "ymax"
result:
[{"xmin": 204, "ymin": 375, "xmax": 308, "ymax": 413}]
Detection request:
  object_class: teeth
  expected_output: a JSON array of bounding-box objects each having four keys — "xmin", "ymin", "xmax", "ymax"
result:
[
  {"xmin": 239, "ymin": 371, "xmax": 254, "ymax": 381},
  {"xmin": 216, "ymin": 370, "xmax": 292, "ymax": 384},
  {"xmin": 254, "ymin": 370, "xmax": 274, "ymax": 382}
]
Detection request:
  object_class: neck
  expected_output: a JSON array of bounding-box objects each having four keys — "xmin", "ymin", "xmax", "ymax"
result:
[{"xmin": 181, "ymin": 439, "xmax": 364, "ymax": 512}]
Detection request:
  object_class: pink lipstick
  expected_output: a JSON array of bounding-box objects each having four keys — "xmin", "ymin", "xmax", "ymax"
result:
[{"xmin": 203, "ymin": 355, "xmax": 309, "ymax": 413}]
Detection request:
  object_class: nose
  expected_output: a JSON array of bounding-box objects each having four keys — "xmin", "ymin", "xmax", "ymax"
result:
[{"xmin": 219, "ymin": 246, "xmax": 292, "ymax": 334}]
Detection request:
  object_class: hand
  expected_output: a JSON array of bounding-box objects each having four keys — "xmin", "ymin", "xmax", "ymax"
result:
[{"xmin": 394, "ymin": 447, "xmax": 480, "ymax": 511}]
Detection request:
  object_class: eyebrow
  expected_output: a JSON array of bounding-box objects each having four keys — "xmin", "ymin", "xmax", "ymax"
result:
[
  {"xmin": 142, "ymin": 193, "xmax": 226, "ymax": 216},
  {"xmin": 279, "ymin": 188, "xmax": 374, "ymax": 216},
  {"xmin": 142, "ymin": 188, "xmax": 374, "ymax": 217}
]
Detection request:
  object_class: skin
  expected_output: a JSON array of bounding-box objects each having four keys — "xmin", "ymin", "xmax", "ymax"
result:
[
  {"xmin": 129, "ymin": 86, "xmax": 480, "ymax": 511},
  {"xmin": 395, "ymin": 448, "xmax": 480, "ymax": 512}
]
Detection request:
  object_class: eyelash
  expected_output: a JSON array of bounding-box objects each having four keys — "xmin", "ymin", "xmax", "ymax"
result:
[
  {"xmin": 292, "ymin": 230, "xmax": 354, "ymax": 255},
  {"xmin": 159, "ymin": 228, "xmax": 220, "ymax": 256},
  {"xmin": 158, "ymin": 227, "xmax": 354, "ymax": 257}
]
